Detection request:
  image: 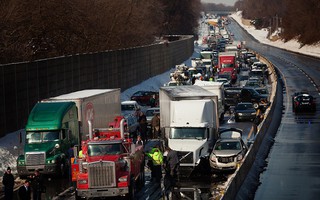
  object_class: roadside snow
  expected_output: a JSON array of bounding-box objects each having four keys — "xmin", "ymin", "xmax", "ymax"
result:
[
  {"xmin": 230, "ymin": 11, "xmax": 320, "ymax": 58},
  {"xmin": 1, "ymin": 10, "xmax": 319, "ymax": 177}
]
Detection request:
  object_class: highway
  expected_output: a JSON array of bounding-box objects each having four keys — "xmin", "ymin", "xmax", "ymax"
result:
[{"xmin": 228, "ymin": 18, "xmax": 320, "ymax": 199}]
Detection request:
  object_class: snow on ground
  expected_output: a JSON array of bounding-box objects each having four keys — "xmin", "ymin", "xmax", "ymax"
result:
[
  {"xmin": 230, "ymin": 11, "xmax": 320, "ymax": 58},
  {"xmin": 1, "ymin": 10, "xmax": 319, "ymax": 177}
]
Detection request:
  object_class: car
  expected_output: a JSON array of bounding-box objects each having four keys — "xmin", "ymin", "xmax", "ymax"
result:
[
  {"xmin": 130, "ymin": 91, "xmax": 159, "ymax": 106},
  {"xmin": 244, "ymin": 80, "xmax": 262, "ymax": 88},
  {"xmin": 209, "ymin": 128, "xmax": 248, "ymax": 172},
  {"xmin": 216, "ymin": 78, "xmax": 232, "ymax": 88},
  {"xmin": 255, "ymin": 87, "xmax": 268, "ymax": 94},
  {"xmin": 121, "ymin": 100, "xmax": 141, "ymax": 117},
  {"xmin": 292, "ymin": 92, "xmax": 316, "ymax": 112},
  {"xmin": 145, "ymin": 107, "xmax": 160, "ymax": 125},
  {"xmin": 234, "ymin": 102, "xmax": 257, "ymax": 122}
]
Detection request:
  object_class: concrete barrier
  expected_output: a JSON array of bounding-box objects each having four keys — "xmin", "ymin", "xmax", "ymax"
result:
[{"xmin": 222, "ymin": 53, "xmax": 281, "ymax": 199}]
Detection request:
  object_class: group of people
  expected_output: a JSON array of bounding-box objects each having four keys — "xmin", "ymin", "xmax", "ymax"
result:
[
  {"xmin": 133, "ymin": 108, "xmax": 161, "ymax": 144},
  {"xmin": 2, "ymin": 168, "xmax": 44, "ymax": 200},
  {"xmin": 146, "ymin": 145, "xmax": 180, "ymax": 199}
]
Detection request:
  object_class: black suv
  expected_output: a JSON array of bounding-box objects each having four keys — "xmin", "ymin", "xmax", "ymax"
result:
[{"xmin": 224, "ymin": 87, "xmax": 269, "ymax": 109}]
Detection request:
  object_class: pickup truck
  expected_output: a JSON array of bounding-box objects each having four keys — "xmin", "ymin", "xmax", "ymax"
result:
[{"xmin": 224, "ymin": 87, "xmax": 269, "ymax": 110}]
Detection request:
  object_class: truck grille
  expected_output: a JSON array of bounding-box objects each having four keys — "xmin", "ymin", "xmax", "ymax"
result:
[
  {"xmin": 26, "ymin": 152, "xmax": 45, "ymax": 165},
  {"xmin": 178, "ymin": 151, "xmax": 193, "ymax": 164},
  {"xmin": 88, "ymin": 161, "xmax": 116, "ymax": 188},
  {"xmin": 217, "ymin": 156, "xmax": 235, "ymax": 164}
]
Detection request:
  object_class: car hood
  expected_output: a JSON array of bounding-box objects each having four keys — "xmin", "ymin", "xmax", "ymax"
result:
[{"xmin": 212, "ymin": 149, "xmax": 241, "ymax": 156}]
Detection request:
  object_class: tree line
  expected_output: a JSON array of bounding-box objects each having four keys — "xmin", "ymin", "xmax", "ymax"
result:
[
  {"xmin": 0, "ymin": 0, "xmax": 201, "ymax": 64},
  {"xmin": 235, "ymin": 0, "xmax": 320, "ymax": 46}
]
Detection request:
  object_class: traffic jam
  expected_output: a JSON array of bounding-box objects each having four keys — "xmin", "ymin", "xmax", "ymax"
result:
[{"xmin": 10, "ymin": 16, "xmax": 316, "ymax": 200}]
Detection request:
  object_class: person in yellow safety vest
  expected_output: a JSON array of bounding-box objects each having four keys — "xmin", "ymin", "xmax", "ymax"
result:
[
  {"xmin": 79, "ymin": 150, "xmax": 83, "ymax": 158},
  {"xmin": 147, "ymin": 146, "xmax": 163, "ymax": 183}
]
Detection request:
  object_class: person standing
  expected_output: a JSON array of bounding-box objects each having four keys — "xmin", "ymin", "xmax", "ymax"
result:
[
  {"xmin": 2, "ymin": 167, "xmax": 14, "ymax": 200},
  {"xmin": 137, "ymin": 114, "xmax": 148, "ymax": 143},
  {"xmin": 163, "ymin": 147, "xmax": 180, "ymax": 200},
  {"xmin": 135, "ymin": 135, "xmax": 144, "ymax": 147},
  {"xmin": 149, "ymin": 94, "xmax": 156, "ymax": 107},
  {"xmin": 29, "ymin": 169, "xmax": 44, "ymax": 200},
  {"xmin": 18, "ymin": 180, "xmax": 31, "ymax": 200},
  {"xmin": 151, "ymin": 113, "xmax": 160, "ymax": 139},
  {"xmin": 146, "ymin": 145, "xmax": 163, "ymax": 183}
]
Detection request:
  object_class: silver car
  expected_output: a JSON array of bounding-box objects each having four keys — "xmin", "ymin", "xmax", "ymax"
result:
[{"xmin": 209, "ymin": 128, "xmax": 248, "ymax": 172}]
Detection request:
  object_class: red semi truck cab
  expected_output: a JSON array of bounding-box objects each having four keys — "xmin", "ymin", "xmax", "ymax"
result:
[
  {"xmin": 218, "ymin": 52, "xmax": 238, "ymax": 83},
  {"xmin": 72, "ymin": 119, "xmax": 145, "ymax": 200}
]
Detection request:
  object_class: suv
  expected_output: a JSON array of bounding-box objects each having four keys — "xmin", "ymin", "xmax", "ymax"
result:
[
  {"xmin": 209, "ymin": 128, "xmax": 248, "ymax": 172},
  {"xmin": 224, "ymin": 87, "xmax": 269, "ymax": 109},
  {"xmin": 121, "ymin": 100, "xmax": 141, "ymax": 117}
]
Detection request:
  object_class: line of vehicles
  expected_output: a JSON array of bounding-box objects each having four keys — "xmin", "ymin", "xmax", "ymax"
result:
[{"xmin": 14, "ymin": 45, "xmax": 274, "ymax": 199}]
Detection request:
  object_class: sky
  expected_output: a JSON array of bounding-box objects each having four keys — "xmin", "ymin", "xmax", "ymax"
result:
[
  {"xmin": 201, "ymin": 0, "xmax": 236, "ymax": 6},
  {"xmin": 1, "ymin": 10, "xmax": 319, "ymax": 178}
]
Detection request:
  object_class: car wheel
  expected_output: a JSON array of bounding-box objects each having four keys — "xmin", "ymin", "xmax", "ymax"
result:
[{"xmin": 253, "ymin": 103, "xmax": 259, "ymax": 109}]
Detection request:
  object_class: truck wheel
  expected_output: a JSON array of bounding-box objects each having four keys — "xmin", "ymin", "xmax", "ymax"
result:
[
  {"xmin": 75, "ymin": 191, "xmax": 85, "ymax": 200},
  {"xmin": 127, "ymin": 178, "xmax": 136, "ymax": 200}
]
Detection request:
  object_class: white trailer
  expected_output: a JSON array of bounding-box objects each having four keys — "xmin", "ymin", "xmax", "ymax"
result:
[
  {"xmin": 42, "ymin": 89, "xmax": 121, "ymax": 140},
  {"xmin": 193, "ymin": 80, "xmax": 225, "ymax": 121},
  {"xmin": 159, "ymin": 85, "xmax": 219, "ymax": 171}
]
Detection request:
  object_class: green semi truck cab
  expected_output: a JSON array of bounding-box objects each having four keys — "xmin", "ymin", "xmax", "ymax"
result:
[{"xmin": 17, "ymin": 101, "xmax": 80, "ymax": 177}]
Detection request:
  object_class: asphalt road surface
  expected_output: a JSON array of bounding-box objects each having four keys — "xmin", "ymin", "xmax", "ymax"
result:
[{"xmin": 229, "ymin": 17, "xmax": 320, "ymax": 200}]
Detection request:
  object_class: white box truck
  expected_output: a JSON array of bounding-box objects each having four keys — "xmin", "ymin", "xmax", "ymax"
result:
[
  {"xmin": 42, "ymin": 89, "xmax": 121, "ymax": 140},
  {"xmin": 159, "ymin": 85, "xmax": 219, "ymax": 172},
  {"xmin": 193, "ymin": 80, "xmax": 225, "ymax": 122}
]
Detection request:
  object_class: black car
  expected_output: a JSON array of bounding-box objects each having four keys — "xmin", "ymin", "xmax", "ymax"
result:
[
  {"xmin": 234, "ymin": 102, "xmax": 257, "ymax": 122},
  {"xmin": 292, "ymin": 92, "xmax": 316, "ymax": 112}
]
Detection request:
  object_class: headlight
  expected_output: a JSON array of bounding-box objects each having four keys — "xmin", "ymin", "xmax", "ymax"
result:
[
  {"xmin": 251, "ymin": 112, "xmax": 256, "ymax": 115},
  {"xmin": 118, "ymin": 176, "xmax": 128, "ymax": 182},
  {"xmin": 210, "ymin": 154, "xmax": 216, "ymax": 162},
  {"xmin": 237, "ymin": 154, "xmax": 243, "ymax": 161},
  {"xmin": 82, "ymin": 162, "xmax": 88, "ymax": 170},
  {"xmin": 18, "ymin": 161, "xmax": 25, "ymax": 165},
  {"xmin": 238, "ymin": 113, "xmax": 243, "ymax": 116},
  {"xmin": 78, "ymin": 179, "xmax": 87, "ymax": 184}
]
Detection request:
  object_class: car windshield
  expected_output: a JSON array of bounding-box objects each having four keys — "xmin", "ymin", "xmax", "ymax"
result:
[
  {"xmin": 215, "ymin": 141, "xmax": 241, "ymax": 150},
  {"xmin": 170, "ymin": 127, "xmax": 206, "ymax": 139},
  {"xmin": 88, "ymin": 143, "xmax": 123, "ymax": 156},
  {"xmin": 26, "ymin": 131, "xmax": 60, "ymax": 144},
  {"xmin": 121, "ymin": 104, "xmax": 135, "ymax": 111},
  {"xmin": 236, "ymin": 103, "xmax": 253, "ymax": 110}
]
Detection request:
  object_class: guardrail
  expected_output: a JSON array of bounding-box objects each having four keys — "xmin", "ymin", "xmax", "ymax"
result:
[{"xmin": 222, "ymin": 53, "xmax": 281, "ymax": 199}]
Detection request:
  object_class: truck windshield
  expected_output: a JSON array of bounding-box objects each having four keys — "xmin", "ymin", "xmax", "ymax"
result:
[
  {"xmin": 88, "ymin": 143, "xmax": 123, "ymax": 156},
  {"xmin": 170, "ymin": 128, "xmax": 206, "ymax": 139},
  {"xmin": 26, "ymin": 131, "xmax": 60, "ymax": 144}
]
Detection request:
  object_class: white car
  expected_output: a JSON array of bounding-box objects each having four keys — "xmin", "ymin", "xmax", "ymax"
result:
[
  {"xmin": 209, "ymin": 128, "xmax": 248, "ymax": 172},
  {"xmin": 121, "ymin": 100, "xmax": 140, "ymax": 117},
  {"xmin": 145, "ymin": 107, "xmax": 160, "ymax": 125}
]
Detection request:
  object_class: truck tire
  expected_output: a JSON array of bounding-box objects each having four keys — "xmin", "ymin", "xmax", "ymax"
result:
[
  {"xmin": 127, "ymin": 177, "xmax": 136, "ymax": 200},
  {"xmin": 75, "ymin": 191, "xmax": 85, "ymax": 200}
]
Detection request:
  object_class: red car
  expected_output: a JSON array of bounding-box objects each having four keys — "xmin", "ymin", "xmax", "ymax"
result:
[{"xmin": 130, "ymin": 91, "xmax": 159, "ymax": 106}]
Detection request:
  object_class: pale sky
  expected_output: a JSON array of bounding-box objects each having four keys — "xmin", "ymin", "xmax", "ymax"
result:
[{"xmin": 201, "ymin": 0, "xmax": 236, "ymax": 6}]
